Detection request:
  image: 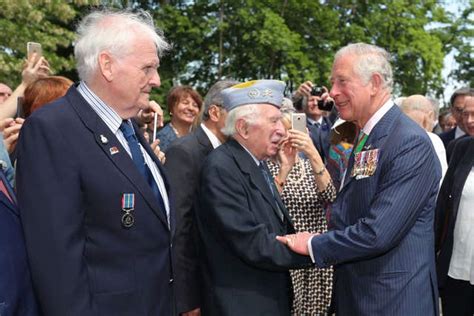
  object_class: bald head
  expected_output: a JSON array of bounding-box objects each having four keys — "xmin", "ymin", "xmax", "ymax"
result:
[
  {"xmin": 400, "ymin": 95, "xmax": 434, "ymax": 131},
  {"xmin": 0, "ymin": 83, "xmax": 12, "ymax": 104}
]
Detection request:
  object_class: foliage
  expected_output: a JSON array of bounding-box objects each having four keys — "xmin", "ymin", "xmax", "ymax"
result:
[{"xmin": 0, "ymin": 0, "xmax": 471, "ymax": 107}]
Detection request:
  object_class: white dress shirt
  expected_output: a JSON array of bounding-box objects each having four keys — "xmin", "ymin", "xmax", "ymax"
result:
[{"xmin": 448, "ymin": 168, "xmax": 474, "ymax": 285}]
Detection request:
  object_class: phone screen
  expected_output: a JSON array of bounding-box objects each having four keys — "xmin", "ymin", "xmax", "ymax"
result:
[{"xmin": 27, "ymin": 42, "xmax": 42, "ymax": 63}]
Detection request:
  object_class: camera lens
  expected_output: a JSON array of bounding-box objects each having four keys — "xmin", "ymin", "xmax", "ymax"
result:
[{"xmin": 311, "ymin": 86, "xmax": 324, "ymax": 97}]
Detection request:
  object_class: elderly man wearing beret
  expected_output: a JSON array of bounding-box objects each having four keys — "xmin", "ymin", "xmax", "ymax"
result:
[{"xmin": 195, "ymin": 80, "xmax": 312, "ymax": 315}]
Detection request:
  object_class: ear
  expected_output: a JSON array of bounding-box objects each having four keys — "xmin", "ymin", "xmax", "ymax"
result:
[
  {"xmin": 208, "ymin": 105, "xmax": 221, "ymax": 122},
  {"xmin": 98, "ymin": 51, "xmax": 114, "ymax": 82},
  {"xmin": 369, "ymin": 73, "xmax": 383, "ymax": 96},
  {"xmin": 235, "ymin": 118, "xmax": 249, "ymax": 139}
]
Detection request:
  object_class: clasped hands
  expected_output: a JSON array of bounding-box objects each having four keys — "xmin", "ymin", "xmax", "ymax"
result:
[{"xmin": 276, "ymin": 232, "xmax": 317, "ymax": 256}]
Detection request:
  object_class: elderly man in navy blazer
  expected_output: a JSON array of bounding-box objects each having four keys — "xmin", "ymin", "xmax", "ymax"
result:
[
  {"xmin": 16, "ymin": 10, "xmax": 175, "ymax": 316},
  {"xmin": 196, "ymin": 80, "xmax": 312, "ymax": 315},
  {"xmin": 278, "ymin": 43, "xmax": 441, "ymax": 315},
  {"xmin": 0, "ymin": 169, "xmax": 39, "ymax": 316}
]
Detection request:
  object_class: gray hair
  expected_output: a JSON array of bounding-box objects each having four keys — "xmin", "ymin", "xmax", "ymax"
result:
[
  {"xmin": 201, "ymin": 80, "xmax": 239, "ymax": 121},
  {"xmin": 400, "ymin": 95, "xmax": 432, "ymax": 113},
  {"xmin": 74, "ymin": 10, "xmax": 171, "ymax": 82},
  {"xmin": 222, "ymin": 104, "xmax": 259, "ymax": 136},
  {"xmin": 426, "ymin": 96, "xmax": 440, "ymax": 117},
  {"xmin": 335, "ymin": 43, "xmax": 393, "ymax": 92}
]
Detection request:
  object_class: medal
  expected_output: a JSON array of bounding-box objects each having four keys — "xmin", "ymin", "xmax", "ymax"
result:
[{"xmin": 121, "ymin": 193, "xmax": 135, "ymax": 228}]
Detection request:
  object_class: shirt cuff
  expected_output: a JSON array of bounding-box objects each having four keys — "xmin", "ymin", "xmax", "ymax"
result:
[{"xmin": 308, "ymin": 235, "xmax": 315, "ymax": 263}]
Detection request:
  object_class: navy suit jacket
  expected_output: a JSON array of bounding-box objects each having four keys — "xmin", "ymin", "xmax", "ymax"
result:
[
  {"xmin": 16, "ymin": 85, "xmax": 175, "ymax": 316},
  {"xmin": 0, "ymin": 170, "xmax": 39, "ymax": 316},
  {"xmin": 311, "ymin": 105, "xmax": 441, "ymax": 315},
  {"xmin": 164, "ymin": 125, "xmax": 213, "ymax": 313},
  {"xmin": 438, "ymin": 127, "xmax": 456, "ymax": 149},
  {"xmin": 196, "ymin": 139, "xmax": 312, "ymax": 315},
  {"xmin": 435, "ymin": 136, "xmax": 474, "ymax": 288}
]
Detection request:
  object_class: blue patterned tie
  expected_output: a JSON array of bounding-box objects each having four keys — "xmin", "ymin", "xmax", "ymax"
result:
[
  {"xmin": 119, "ymin": 120, "xmax": 166, "ymax": 215},
  {"xmin": 259, "ymin": 161, "xmax": 284, "ymax": 221}
]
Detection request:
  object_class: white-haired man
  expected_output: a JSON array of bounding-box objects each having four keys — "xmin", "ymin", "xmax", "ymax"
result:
[
  {"xmin": 196, "ymin": 80, "xmax": 312, "ymax": 315},
  {"xmin": 17, "ymin": 10, "xmax": 175, "ymax": 315},
  {"xmin": 278, "ymin": 43, "xmax": 441, "ymax": 315}
]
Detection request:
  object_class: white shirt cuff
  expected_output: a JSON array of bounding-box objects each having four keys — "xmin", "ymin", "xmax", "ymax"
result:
[{"xmin": 308, "ymin": 236, "xmax": 315, "ymax": 263}]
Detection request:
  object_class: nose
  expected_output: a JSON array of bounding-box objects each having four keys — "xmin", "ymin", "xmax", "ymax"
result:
[
  {"xmin": 149, "ymin": 69, "xmax": 161, "ymax": 88},
  {"xmin": 329, "ymin": 84, "xmax": 338, "ymax": 99}
]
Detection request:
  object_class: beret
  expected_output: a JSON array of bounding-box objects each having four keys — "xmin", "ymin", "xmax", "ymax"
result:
[{"xmin": 221, "ymin": 80, "xmax": 285, "ymax": 111}]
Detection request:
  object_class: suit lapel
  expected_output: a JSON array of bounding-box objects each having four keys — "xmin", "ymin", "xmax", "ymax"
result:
[
  {"xmin": 66, "ymin": 86, "xmax": 170, "ymax": 229},
  {"xmin": 227, "ymin": 140, "xmax": 286, "ymax": 223},
  {"xmin": 340, "ymin": 105, "xmax": 399, "ymax": 191},
  {"xmin": 451, "ymin": 138, "xmax": 474, "ymax": 217}
]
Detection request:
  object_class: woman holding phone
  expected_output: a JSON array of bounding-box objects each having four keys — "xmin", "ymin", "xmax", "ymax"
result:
[{"xmin": 267, "ymin": 99, "xmax": 336, "ymax": 315}]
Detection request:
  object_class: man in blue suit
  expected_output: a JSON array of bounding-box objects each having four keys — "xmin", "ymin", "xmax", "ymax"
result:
[
  {"xmin": 278, "ymin": 43, "xmax": 441, "ymax": 315},
  {"xmin": 0, "ymin": 169, "xmax": 39, "ymax": 316},
  {"xmin": 16, "ymin": 11, "xmax": 175, "ymax": 315}
]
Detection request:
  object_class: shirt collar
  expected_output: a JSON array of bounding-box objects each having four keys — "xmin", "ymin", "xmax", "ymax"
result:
[
  {"xmin": 200, "ymin": 123, "xmax": 222, "ymax": 149},
  {"xmin": 361, "ymin": 99, "xmax": 394, "ymax": 136},
  {"xmin": 77, "ymin": 81, "xmax": 123, "ymax": 134},
  {"xmin": 307, "ymin": 116, "xmax": 323, "ymax": 126}
]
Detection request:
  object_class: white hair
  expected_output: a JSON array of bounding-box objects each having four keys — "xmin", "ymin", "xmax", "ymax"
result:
[
  {"xmin": 222, "ymin": 104, "xmax": 260, "ymax": 136},
  {"xmin": 335, "ymin": 43, "xmax": 393, "ymax": 92},
  {"xmin": 74, "ymin": 10, "xmax": 171, "ymax": 82}
]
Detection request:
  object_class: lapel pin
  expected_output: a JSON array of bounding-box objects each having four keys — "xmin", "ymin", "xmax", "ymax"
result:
[
  {"xmin": 109, "ymin": 146, "xmax": 119, "ymax": 155},
  {"xmin": 100, "ymin": 135, "xmax": 108, "ymax": 144}
]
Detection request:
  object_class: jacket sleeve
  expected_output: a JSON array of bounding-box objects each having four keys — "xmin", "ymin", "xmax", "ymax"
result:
[{"xmin": 16, "ymin": 115, "xmax": 95, "ymax": 316}]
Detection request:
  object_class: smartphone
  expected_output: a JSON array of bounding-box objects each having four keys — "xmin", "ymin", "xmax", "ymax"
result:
[
  {"xmin": 291, "ymin": 113, "xmax": 306, "ymax": 132},
  {"xmin": 27, "ymin": 42, "xmax": 42, "ymax": 63},
  {"xmin": 16, "ymin": 97, "xmax": 25, "ymax": 119}
]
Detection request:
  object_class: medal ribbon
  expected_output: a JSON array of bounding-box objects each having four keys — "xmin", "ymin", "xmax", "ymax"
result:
[
  {"xmin": 354, "ymin": 132, "xmax": 368, "ymax": 154},
  {"xmin": 122, "ymin": 193, "xmax": 135, "ymax": 210}
]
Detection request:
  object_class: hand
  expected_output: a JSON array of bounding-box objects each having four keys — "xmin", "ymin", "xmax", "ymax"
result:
[
  {"xmin": 288, "ymin": 129, "xmax": 320, "ymax": 158},
  {"xmin": 138, "ymin": 100, "xmax": 164, "ymax": 127},
  {"xmin": 295, "ymin": 81, "xmax": 313, "ymax": 98},
  {"xmin": 277, "ymin": 139, "xmax": 297, "ymax": 171},
  {"xmin": 276, "ymin": 232, "xmax": 315, "ymax": 256},
  {"xmin": 22, "ymin": 54, "xmax": 50, "ymax": 85},
  {"xmin": 2, "ymin": 117, "xmax": 24, "ymax": 154},
  {"xmin": 181, "ymin": 307, "xmax": 201, "ymax": 316},
  {"xmin": 150, "ymin": 139, "xmax": 166, "ymax": 164}
]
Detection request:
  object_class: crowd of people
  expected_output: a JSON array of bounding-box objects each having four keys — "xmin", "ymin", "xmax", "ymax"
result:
[{"xmin": 0, "ymin": 8, "xmax": 473, "ymax": 316}]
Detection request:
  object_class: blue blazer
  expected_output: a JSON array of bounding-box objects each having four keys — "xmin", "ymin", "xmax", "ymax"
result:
[
  {"xmin": 0, "ymin": 170, "xmax": 39, "ymax": 316},
  {"xmin": 16, "ymin": 85, "xmax": 175, "ymax": 316},
  {"xmin": 156, "ymin": 123, "xmax": 178, "ymax": 153},
  {"xmin": 196, "ymin": 139, "xmax": 312, "ymax": 315},
  {"xmin": 311, "ymin": 105, "xmax": 441, "ymax": 315}
]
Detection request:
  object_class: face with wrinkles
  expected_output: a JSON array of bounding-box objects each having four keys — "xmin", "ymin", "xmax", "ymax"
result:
[{"xmin": 107, "ymin": 33, "xmax": 161, "ymax": 118}]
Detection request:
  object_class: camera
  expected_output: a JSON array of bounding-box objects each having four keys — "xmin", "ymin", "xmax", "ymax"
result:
[{"xmin": 310, "ymin": 86, "xmax": 334, "ymax": 111}]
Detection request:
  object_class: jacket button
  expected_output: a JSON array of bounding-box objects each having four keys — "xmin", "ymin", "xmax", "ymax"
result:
[{"xmin": 169, "ymin": 278, "xmax": 174, "ymax": 284}]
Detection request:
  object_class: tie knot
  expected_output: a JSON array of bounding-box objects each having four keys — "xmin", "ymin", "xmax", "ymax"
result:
[{"xmin": 120, "ymin": 120, "xmax": 135, "ymax": 140}]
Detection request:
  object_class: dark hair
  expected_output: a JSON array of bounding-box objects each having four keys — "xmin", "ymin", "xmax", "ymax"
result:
[
  {"xmin": 166, "ymin": 85, "xmax": 202, "ymax": 114},
  {"xmin": 450, "ymin": 87, "xmax": 474, "ymax": 107},
  {"xmin": 23, "ymin": 76, "xmax": 73, "ymax": 117}
]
